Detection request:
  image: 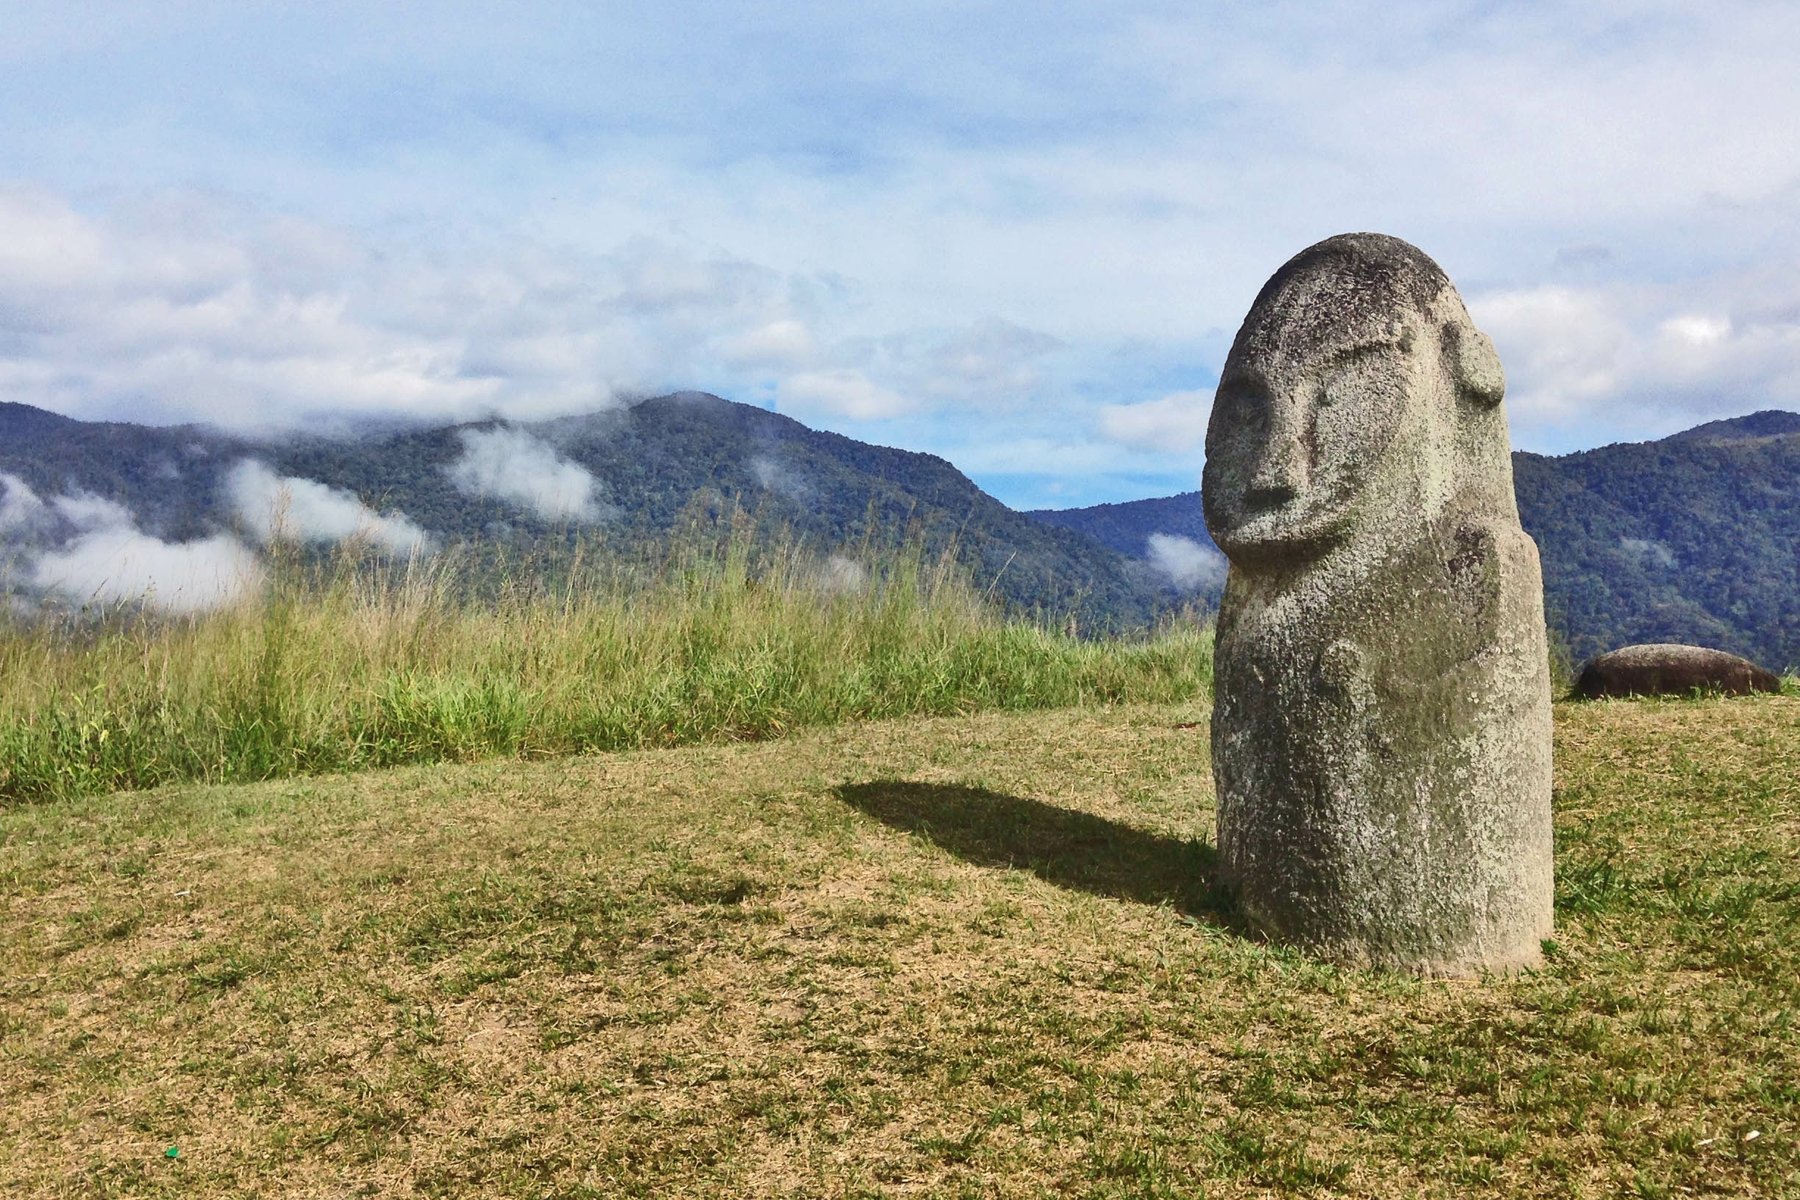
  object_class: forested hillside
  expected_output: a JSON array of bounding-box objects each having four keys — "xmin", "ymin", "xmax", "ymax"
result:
[
  {"xmin": 1512, "ymin": 416, "xmax": 1800, "ymax": 669},
  {"xmin": 0, "ymin": 395, "xmax": 1156, "ymax": 631},
  {"xmin": 5, "ymin": 397, "xmax": 1796, "ymax": 667},
  {"xmin": 1030, "ymin": 413, "xmax": 1800, "ymax": 670},
  {"xmin": 1028, "ymin": 491, "xmax": 1211, "ymax": 560}
]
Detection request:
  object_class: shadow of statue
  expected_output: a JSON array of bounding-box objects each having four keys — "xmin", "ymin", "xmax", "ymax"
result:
[{"xmin": 835, "ymin": 781, "xmax": 1241, "ymax": 929}]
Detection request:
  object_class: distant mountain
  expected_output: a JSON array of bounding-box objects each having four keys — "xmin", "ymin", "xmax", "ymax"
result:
[
  {"xmin": 0, "ymin": 402, "xmax": 253, "ymax": 542},
  {"xmin": 0, "ymin": 401, "xmax": 82, "ymax": 438},
  {"xmin": 1665, "ymin": 410, "xmax": 1800, "ymax": 443},
  {"xmin": 1512, "ymin": 427, "xmax": 1800, "ymax": 671},
  {"xmin": 1027, "ymin": 417, "xmax": 1800, "ymax": 670},
  {"xmin": 1027, "ymin": 491, "xmax": 1211, "ymax": 560},
  {"xmin": 0, "ymin": 394, "xmax": 1160, "ymax": 631},
  {"xmin": 7, "ymin": 397, "xmax": 1797, "ymax": 667}
]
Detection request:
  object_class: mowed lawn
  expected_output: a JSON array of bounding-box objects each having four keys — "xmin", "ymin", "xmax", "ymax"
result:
[{"xmin": 2, "ymin": 697, "xmax": 1796, "ymax": 1198}]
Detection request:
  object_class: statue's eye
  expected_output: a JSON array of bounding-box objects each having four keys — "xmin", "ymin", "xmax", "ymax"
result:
[
  {"xmin": 1316, "ymin": 342, "xmax": 1397, "ymax": 409},
  {"xmin": 1215, "ymin": 386, "xmax": 1262, "ymax": 426}
]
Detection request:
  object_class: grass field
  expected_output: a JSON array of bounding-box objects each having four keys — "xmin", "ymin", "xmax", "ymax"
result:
[
  {"xmin": 0, "ymin": 539, "xmax": 1210, "ymax": 806},
  {"xmin": 2, "ymin": 692, "xmax": 1795, "ymax": 1197}
]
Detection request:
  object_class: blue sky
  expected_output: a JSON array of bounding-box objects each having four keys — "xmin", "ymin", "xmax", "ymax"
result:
[{"xmin": 2, "ymin": 1, "xmax": 1798, "ymax": 509}]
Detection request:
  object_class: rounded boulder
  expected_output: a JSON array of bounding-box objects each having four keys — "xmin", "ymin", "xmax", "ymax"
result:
[{"xmin": 1574, "ymin": 643, "xmax": 1781, "ymax": 699}]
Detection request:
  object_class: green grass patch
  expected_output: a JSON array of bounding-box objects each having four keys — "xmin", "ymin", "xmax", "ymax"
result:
[
  {"xmin": 2, "ymin": 696, "xmax": 1795, "ymax": 1195},
  {"xmin": 0, "ymin": 535, "xmax": 1210, "ymax": 805}
]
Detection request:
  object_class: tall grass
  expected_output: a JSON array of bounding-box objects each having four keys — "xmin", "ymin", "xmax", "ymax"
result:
[{"xmin": 0, "ymin": 530, "xmax": 1212, "ymax": 805}]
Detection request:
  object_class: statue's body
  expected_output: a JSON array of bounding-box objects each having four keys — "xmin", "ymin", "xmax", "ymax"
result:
[{"xmin": 1202, "ymin": 233, "xmax": 1553, "ymax": 976}]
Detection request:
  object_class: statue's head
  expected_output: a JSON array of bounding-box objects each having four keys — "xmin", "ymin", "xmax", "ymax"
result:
[{"xmin": 1201, "ymin": 233, "xmax": 1506, "ymax": 568}]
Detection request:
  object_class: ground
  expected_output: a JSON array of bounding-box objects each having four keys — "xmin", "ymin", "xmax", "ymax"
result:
[{"xmin": 2, "ymin": 697, "xmax": 1796, "ymax": 1197}]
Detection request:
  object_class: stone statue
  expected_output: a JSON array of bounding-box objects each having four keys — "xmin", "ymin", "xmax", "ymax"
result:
[{"xmin": 1202, "ymin": 232, "xmax": 1553, "ymax": 976}]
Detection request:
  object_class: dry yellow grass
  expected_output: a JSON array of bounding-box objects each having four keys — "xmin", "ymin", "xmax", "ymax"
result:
[{"xmin": 2, "ymin": 696, "xmax": 1796, "ymax": 1197}]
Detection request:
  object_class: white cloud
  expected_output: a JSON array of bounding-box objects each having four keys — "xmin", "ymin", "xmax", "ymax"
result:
[
  {"xmin": 1472, "ymin": 286, "xmax": 1630, "ymax": 425},
  {"xmin": 445, "ymin": 426, "xmax": 608, "ymax": 522},
  {"xmin": 227, "ymin": 459, "xmax": 431, "ymax": 556},
  {"xmin": 779, "ymin": 369, "xmax": 912, "ymax": 419},
  {"xmin": 0, "ymin": 190, "xmax": 834, "ymax": 433},
  {"xmin": 750, "ymin": 454, "xmax": 809, "ymax": 500},
  {"xmin": 720, "ymin": 319, "xmax": 816, "ymax": 368},
  {"xmin": 1472, "ymin": 275, "xmax": 1800, "ymax": 439},
  {"xmin": 0, "ymin": 473, "xmax": 47, "ymax": 532},
  {"xmin": 5, "ymin": 475, "xmax": 266, "ymax": 614},
  {"xmin": 907, "ymin": 317, "xmax": 1062, "ymax": 403},
  {"xmin": 0, "ymin": 186, "xmax": 108, "ymax": 291},
  {"xmin": 1145, "ymin": 533, "xmax": 1226, "ymax": 593},
  {"xmin": 815, "ymin": 554, "xmax": 867, "ymax": 594},
  {"xmin": 48, "ymin": 492, "xmax": 135, "ymax": 533},
  {"xmin": 1098, "ymin": 390, "xmax": 1213, "ymax": 453},
  {"xmin": 0, "ymin": 188, "xmax": 511, "ymax": 429},
  {"xmin": 1619, "ymin": 536, "xmax": 1676, "ymax": 569},
  {"xmin": 1660, "ymin": 314, "xmax": 1731, "ymax": 348},
  {"xmin": 31, "ymin": 527, "xmax": 263, "ymax": 614}
]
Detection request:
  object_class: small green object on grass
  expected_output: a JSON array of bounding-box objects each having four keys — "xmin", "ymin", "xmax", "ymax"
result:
[{"xmin": 164, "ymin": 1146, "xmax": 179, "ymax": 1159}]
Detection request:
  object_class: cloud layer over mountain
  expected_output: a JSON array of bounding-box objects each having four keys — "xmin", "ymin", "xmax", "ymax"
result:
[
  {"xmin": 4, "ymin": 462, "xmax": 428, "ymax": 613},
  {"xmin": 445, "ymin": 427, "xmax": 611, "ymax": 523},
  {"xmin": 30, "ymin": 527, "xmax": 263, "ymax": 616},
  {"xmin": 1, "ymin": 473, "xmax": 264, "ymax": 614},
  {"xmin": 1145, "ymin": 533, "xmax": 1227, "ymax": 594},
  {"xmin": 228, "ymin": 460, "xmax": 431, "ymax": 556}
]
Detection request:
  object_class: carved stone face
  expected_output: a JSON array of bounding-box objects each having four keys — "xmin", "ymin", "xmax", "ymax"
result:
[{"xmin": 1202, "ymin": 255, "xmax": 1437, "ymax": 567}]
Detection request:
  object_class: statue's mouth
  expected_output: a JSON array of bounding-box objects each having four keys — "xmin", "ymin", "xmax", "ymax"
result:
[{"xmin": 1209, "ymin": 496, "xmax": 1346, "ymax": 562}]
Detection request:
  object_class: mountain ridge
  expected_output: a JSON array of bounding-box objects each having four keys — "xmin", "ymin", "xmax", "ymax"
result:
[
  {"xmin": 1664, "ymin": 409, "xmax": 1800, "ymax": 443},
  {"xmin": 0, "ymin": 393, "xmax": 1161, "ymax": 631},
  {"xmin": 1028, "ymin": 416, "xmax": 1800, "ymax": 669},
  {"xmin": 4, "ymin": 397, "xmax": 1796, "ymax": 667}
]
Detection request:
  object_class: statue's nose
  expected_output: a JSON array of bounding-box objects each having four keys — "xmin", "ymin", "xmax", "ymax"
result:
[{"xmin": 1246, "ymin": 399, "xmax": 1308, "ymax": 504}]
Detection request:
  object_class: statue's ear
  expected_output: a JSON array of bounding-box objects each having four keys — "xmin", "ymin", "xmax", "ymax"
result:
[{"xmin": 1443, "ymin": 322, "xmax": 1505, "ymax": 407}]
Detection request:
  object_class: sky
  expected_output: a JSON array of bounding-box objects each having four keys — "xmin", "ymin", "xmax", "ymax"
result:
[{"xmin": 2, "ymin": 1, "xmax": 1798, "ymax": 510}]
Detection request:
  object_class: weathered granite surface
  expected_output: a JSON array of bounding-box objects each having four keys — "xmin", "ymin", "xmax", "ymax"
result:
[
  {"xmin": 1575, "ymin": 643, "xmax": 1781, "ymax": 698},
  {"xmin": 1202, "ymin": 232, "xmax": 1554, "ymax": 976}
]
